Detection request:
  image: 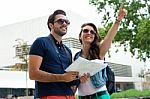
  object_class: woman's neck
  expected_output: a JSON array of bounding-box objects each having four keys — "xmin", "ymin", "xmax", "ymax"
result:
[{"xmin": 81, "ymin": 44, "xmax": 90, "ymax": 58}]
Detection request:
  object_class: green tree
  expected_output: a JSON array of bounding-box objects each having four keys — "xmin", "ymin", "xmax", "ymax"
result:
[
  {"xmin": 15, "ymin": 39, "xmax": 30, "ymax": 71},
  {"xmin": 138, "ymin": 69, "xmax": 145, "ymax": 90},
  {"xmin": 89, "ymin": 0, "xmax": 150, "ymax": 62},
  {"xmin": 15, "ymin": 38, "xmax": 30, "ymax": 97}
]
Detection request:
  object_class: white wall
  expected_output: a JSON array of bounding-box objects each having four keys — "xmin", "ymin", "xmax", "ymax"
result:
[
  {"xmin": 0, "ymin": 11, "xmax": 90, "ymax": 66},
  {"xmin": 0, "ymin": 71, "xmax": 34, "ymax": 88}
]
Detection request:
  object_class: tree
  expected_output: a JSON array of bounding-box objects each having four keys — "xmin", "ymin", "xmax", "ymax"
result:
[
  {"xmin": 14, "ymin": 38, "xmax": 30, "ymax": 97},
  {"xmin": 138, "ymin": 69, "xmax": 145, "ymax": 90},
  {"xmin": 89, "ymin": 0, "xmax": 150, "ymax": 62},
  {"xmin": 15, "ymin": 39, "xmax": 30, "ymax": 70}
]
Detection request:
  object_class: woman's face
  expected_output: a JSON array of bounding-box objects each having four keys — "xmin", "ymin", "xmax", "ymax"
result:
[{"xmin": 80, "ymin": 25, "xmax": 96, "ymax": 44}]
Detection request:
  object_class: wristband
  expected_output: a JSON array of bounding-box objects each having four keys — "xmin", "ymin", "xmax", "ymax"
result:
[{"xmin": 115, "ymin": 19, "xmax": 121, "ymax": 23}]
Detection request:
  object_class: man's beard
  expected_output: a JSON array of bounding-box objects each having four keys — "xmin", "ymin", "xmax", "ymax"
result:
[{"xmin": 54, "ymin": 28, "xmax": 67, "ymax": 36}]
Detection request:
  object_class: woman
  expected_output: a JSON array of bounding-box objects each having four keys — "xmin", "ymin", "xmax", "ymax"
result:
[{"xmin": 75, "ymin": 6, "xmax": 127, "ymax": 99}]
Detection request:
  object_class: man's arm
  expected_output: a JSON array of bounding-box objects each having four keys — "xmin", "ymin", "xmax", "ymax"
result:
[{"xmin": 28, "ymin": 55, "xmax": 78, "ymax": 82}]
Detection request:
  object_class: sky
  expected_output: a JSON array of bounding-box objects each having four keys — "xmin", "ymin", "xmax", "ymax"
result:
[
  {"xmin": 0, "ymin": 0, "xmax": 101, "ymax": 27},
  {"xmin": 0, "ymin": 0, "xmax": 102, "ymax": 66},
  {"xmin": 0, "ymin": 0, "xmax": 149, "ymax": 69}
]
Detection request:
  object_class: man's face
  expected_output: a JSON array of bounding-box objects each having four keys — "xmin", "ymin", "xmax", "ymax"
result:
[{"xmin": 52, "ymin": 14, "xmax": 70, "ymax": 36}]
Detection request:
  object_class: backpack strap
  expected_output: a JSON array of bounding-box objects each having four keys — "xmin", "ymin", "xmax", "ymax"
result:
[
  {"xmin": 63, "ymin": 45, "xmax": 72, "ymax": 63},
  {"xmin": 103, "ymin": 58, "xmax": 116, "ymax": 95},
  {"xmin": 48, "ymin": 34, "xmax": 72, "ymax": 64},
  {"xmin": 48, "ymin": 34, "xmax": 59, "ymax": 54},
  {"xmin": 74, "ymin": 50, "xmax": 81, "ymax": 61},
  {"xmin": 48, "ymin": 34, "xmax": 79, "ymax": 95}
]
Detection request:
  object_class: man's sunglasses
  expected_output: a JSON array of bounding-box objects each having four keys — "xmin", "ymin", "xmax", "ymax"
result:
[
  {"xmin": 54, "ymin": 19, "xmax": 70, "ymax": 25},
  {"xmin": 82, "ymin": 29, "xmax": 96, "ymax": 34}
]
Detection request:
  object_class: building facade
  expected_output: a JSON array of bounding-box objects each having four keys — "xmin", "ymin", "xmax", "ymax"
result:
[
  {"xmin": 63, "ymin": 37, "xmax": 135, "ymax": 92},
  {"xmin": 0, "ymin": 10, "xmax": 148, "ymax": 97}
]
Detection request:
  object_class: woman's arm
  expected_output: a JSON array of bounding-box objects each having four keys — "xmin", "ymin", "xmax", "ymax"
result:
[{"xmin": 100, "ymin": 5, "xmax": 127, "ymax": 59}]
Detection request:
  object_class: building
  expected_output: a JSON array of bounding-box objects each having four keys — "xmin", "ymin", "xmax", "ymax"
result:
[
  {"xmin": 0, "ymin": 71, "xmax": 34, "ymax": 98},
  {"xmin": 63, "ymin": 37, "xmax": 135, "ymax": 91},
  {"xmin": 0, "ymin": 10, "xmax": 148, "ymax": 97},
  {"xmin": 143, "ymin": 69, "xmax": 150, "ymax": 89}
]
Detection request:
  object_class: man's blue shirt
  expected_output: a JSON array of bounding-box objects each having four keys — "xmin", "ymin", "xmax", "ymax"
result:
[{"xmin": 29, "ymin": 35, "xmax": 75, "ymax": 97}]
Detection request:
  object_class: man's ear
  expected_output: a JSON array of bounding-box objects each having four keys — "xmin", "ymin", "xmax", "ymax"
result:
[{"xmin": 49, "ymin": 23, "xmax": 53, "ymax": 28}]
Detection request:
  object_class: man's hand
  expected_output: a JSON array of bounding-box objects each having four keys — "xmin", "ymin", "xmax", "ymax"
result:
[{"xmin": 62, "ymin": 71, "xmax": 79, "ymax": 82}]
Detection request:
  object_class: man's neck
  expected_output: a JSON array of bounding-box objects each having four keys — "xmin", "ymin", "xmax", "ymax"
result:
[{"xmin": 51, "ymin": 33, "xmax": 62, "ymax": 43}]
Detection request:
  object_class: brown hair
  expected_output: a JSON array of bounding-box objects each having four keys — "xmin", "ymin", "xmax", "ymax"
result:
[
  {"xmin": 79, "ymin": 23, "xmax": 102, "ymax": 60},
  {"xmin": 47, "ymin": 10, "xmax": 66, "ymax": 31}
]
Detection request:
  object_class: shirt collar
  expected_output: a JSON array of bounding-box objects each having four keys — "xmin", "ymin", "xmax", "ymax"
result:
[{"xmin": 50, "ymin": 34, "xmax": 63, "ymax": 46}]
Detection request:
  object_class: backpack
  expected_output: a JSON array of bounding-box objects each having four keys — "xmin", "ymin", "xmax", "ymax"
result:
[
  {"xmin": 103, "ymin": 65, "xmax": 115, "ymax": 95},
  {"xmin": 74, "ymin": 51, "xmax": 115, "ymax": 95}
]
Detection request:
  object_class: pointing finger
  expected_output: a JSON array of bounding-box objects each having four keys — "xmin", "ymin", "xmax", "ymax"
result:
[{"xmin": 119, "ymin": 4, "xmax": 123, "ymax": 10}]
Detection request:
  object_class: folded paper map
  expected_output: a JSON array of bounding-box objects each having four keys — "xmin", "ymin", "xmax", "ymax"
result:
[{"xmin": 65, "ymin": 57, "xmax": 107, "ymax": 76}]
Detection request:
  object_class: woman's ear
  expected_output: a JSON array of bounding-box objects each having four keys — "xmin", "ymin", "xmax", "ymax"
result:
[{"xmin": 79, "ymin": 36, "xmax": 82, "ymax": 41}]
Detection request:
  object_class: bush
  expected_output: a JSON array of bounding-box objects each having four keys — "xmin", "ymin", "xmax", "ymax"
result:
[{"xmin": 110, "ymin": 89, "xmax": 150, "ymax": 99}]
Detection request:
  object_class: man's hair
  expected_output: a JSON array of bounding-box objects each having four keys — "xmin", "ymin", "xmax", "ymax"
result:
[{"xmin": 47, "ymin": 10, "xmax": 66, "ymax": 31}]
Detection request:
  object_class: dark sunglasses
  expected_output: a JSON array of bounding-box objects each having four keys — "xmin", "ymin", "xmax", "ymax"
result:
[
  {"xmin": 82, "ymin": 29, "xmax": 96, "ymax": 34},
  {"xmin": 54, "ymin": 19, "xmax": 70, "ymax": 25}
]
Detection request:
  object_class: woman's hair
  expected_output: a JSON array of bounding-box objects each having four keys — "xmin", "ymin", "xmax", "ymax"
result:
[{"xmin": 79, "ymin": 23, "xmax": 102, "ymax": 60}]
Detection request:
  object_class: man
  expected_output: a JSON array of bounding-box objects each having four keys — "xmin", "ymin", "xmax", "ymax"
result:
[{"xmin": 29, "ymin": 10, "xmax": 79, "ymax": 99}]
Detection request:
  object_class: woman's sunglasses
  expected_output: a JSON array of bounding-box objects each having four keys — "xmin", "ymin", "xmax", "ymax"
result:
[
  {"xmin": 82, "ymin": 29, "xmax": 96, "ymax": 34},
  {"xmin": 54, "ymin": 19, "xmax": 70, "ymax": 25}
]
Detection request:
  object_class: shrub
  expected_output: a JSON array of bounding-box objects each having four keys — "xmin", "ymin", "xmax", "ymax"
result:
[{"xmin": 111, "ymin": 89, "xmax": 150, "ymax": 99}]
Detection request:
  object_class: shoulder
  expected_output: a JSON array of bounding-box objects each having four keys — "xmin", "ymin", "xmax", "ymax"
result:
[
  {"xmin": 63, "ymin": 45, "xmax": 72, "ymax": 53},
  {"xmin": 35, "ymin": 36, "xmax": 48, "ymax": 42},
  {"xmin": 74, "ymin": 51, "xmax": 81, "ymax": 61},
  {"xmin": 33, "ymin": 37, "xmax": 49, "ymax": 44},
  {"xmin": 31, "ymin": 37, "xmax": 50, "ymax": 49}
]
